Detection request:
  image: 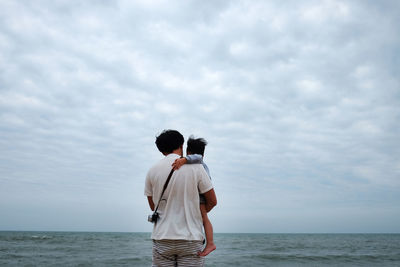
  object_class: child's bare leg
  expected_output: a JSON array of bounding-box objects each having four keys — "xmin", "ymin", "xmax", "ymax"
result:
[{"xmin": 198, "ymin": 203, "xmax": 216, "ymax": 256}]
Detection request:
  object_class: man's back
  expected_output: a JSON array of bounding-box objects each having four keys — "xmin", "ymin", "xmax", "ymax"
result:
[{"xmin": 145, "ymin": 153, "xmax": 213, "ymax": 240}]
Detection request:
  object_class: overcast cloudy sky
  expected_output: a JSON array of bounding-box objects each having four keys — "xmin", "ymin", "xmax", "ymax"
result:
[{"xmin": 1, "ymin": 0, "xmax": 399, "ymax": 233}]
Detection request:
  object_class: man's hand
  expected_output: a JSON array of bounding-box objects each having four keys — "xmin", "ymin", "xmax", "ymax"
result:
[{"xmin": 172, "ymin": 157, "xmax": 187, "ymax": 170}]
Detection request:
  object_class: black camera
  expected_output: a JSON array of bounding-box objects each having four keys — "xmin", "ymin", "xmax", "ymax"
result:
[{"xmin": 148, "ymin": 212, "xmax": 159, "ymax": 223}]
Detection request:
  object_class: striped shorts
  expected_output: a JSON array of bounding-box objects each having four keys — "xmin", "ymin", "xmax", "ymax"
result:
[{"xmin": 152, "ymin": 239, "xmax": 205, "ymax": 267}]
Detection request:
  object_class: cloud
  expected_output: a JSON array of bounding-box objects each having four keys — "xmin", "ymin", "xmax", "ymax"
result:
[
  {"xmin": 0, "ymin": 0, "xmax": 399, "ymax": 232},
  {"xmin": 300, "ymin": 0, "xmax": 350, "ymax": 22}
]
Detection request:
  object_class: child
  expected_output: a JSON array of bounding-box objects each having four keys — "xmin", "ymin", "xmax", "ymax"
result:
[{"xmin": 172, "ymin": 136, "xmax": 216, "ymax": 257}]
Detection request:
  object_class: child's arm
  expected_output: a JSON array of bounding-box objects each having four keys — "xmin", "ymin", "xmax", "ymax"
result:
[
  {"xmin": 186, "ymin": 154, "xmax": 203, "ymax": 164},
  {"xmin": 172, "ymin": 154, "xmax": 203, "ymax": 170}
]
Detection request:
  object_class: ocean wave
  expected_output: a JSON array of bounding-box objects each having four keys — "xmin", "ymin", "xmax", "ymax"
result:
[
  {"xmin": 1, "ymin": 232, "xmax": 399, "ymax": 266},
  {"xmin": 30, "ymin": 235, "xmax": 53, "ymax": 240}
]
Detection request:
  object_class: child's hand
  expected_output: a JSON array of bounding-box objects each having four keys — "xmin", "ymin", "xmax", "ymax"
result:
[{"xmin": 172, "ymin": 158, "xmax": 187, "ymax": 170}]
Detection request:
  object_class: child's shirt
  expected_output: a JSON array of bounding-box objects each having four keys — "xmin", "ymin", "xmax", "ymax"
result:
[{"xmin": 186, "ymin": 154, "xmax": 211, "ymax": 179}]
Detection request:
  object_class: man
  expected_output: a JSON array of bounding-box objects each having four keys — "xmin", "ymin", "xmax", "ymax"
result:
[{"xmin": 145, "ymin": 130, "xmax": 217, "ymax": 266}]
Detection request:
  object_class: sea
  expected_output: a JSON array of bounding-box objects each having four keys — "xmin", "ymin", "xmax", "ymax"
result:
[{"xmin": 0, "ymin": 232, "xmax": 399, "ymax": 266}]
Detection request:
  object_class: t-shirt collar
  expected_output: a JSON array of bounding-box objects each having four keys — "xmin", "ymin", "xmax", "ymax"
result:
[{"xmin": 166, "ymin": 153, "xmax": 180, "ymax": 159}]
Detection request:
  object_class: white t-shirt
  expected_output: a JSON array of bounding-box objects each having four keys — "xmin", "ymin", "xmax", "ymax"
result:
[{"xmin": 144, "ymin": 153, "xmax": 213, "ymax": 240}]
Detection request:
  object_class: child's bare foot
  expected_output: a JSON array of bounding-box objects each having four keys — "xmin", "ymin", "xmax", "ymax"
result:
[{"xmin": 198, "ymin": 243, "xmax": 216, "ymax": 256}]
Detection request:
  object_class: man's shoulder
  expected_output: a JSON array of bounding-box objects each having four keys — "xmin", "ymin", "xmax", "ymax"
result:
[
  {"xmin": 180, "ymin": 163, "xmax": 203, "ymax": 170},
  {"xmin": 178, "ymin": 164, "xmax": 208, "ymax": 177},
  {"xmin": 147, "ymin": 158, "xmax": 166, "ymax": 174},
  {"xmin": 147, "ymin": 155, "xmax": 178, "ymax": 174}
]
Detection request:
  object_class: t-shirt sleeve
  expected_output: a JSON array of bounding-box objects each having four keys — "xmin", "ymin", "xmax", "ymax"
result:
[
  {"xmin": 144, "ymin": 171, "xmax": 153, "ymax": 196},
  {"xmin": 198, "ymin": 167, "xmax": 213, "ymax": 194}
]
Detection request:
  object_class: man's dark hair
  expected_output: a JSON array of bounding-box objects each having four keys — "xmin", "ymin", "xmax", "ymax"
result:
[
  {"xmin": 155, "ymin": 129, "xmax": 184, "ymax": 154},
  {"xmin": 187, "ymin": 135, "xmax": 208, "ymax": 156}
]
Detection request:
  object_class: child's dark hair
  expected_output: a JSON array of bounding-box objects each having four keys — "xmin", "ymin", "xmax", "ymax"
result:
[
  {"xmin": 155, "ymin": 129, "xmax": 184, "ymax": 154},
  {"xmin": 187, "ymin": 135, "xmax": 207, "ymax": 156}
]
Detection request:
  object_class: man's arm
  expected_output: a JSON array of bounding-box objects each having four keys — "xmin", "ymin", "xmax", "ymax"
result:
[
  {"xmin": 147, "ymin": 196, "xmax": 155, "ymax": 211},
  {"xmin": 203, "ymin": 188, "xmax": 217, "ymax": 212}
]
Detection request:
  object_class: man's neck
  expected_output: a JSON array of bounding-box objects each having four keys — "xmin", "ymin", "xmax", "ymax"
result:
[{"xmin": 164, "ymin": 147, "xmax": 183, "ymax": 157}]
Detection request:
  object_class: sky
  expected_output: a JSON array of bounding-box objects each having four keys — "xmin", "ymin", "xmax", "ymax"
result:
[{"xmin": 0, "ymin": 0, "xmax": 399, "ymax": 233}]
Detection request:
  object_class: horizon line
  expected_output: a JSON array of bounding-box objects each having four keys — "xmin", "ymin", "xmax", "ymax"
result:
[{"xmin": 1, "ymin": 230, "xmax": 399, "ymax": 234}]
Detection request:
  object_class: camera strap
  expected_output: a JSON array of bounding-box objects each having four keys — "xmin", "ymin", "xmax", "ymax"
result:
[{"xmin": 154, "ymin": 168, "xmax": 175, "ymax": 214}]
